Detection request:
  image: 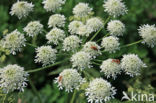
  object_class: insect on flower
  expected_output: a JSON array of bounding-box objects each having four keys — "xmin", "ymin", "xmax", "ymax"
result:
[
  {"xmin": 91, "ymin": 46, "xmax": 98, "ymax": 50},
  {"xmin": 112, "ymin": 59, "xmax": 120, "ymax": 64},
  {"xmin": 58, "ymin": 75, "xmax": 63, "ymax": 82}
]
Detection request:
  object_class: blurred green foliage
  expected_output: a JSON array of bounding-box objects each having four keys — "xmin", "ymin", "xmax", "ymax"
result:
[{"xmin": 0, "ymin": 0, "xmax": 156, "ymax": 103}]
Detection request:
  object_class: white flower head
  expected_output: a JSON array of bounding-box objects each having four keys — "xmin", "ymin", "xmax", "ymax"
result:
[
  {"xmin": 85, "ymin": 78, "xmax": 116, "ymax": 103},
  {"xmin": 107, "ymin": 20, "xmax": 125, "ymax": 36},
  {"xmin": 63, "ymin": 35, "xmax": 81, "ymax": 52},
  {"xmin": 71, "ymin": 51, "xmax": 92, "ymax": 70},
  {"xmin": 42, "ymin": 0, "xmax": 66, "ymax": 12},
  {"xmin": 73, "ymin": 2, "xmax": 92, "ymax": 18},
  {"xmin": 77, "ymin": 25, "xmax": 92, "ymax": 37},
  {"xmin": 86, "ymin": 17, "xmax": 104, "ymax": 32},
  {"xmin": 101, "ymin": 36, "xmax": 120, "ymax": 53},
  {"xmin": 48, "ymin": 14, "xmax": 66, "ymax": 28},
  {"xmin": 35, "ymin": 46, "xmax": 57, "ymax": 66},
  {"xmin": 55, "ymin": 69, "xmax": 85, "ymax": 92},
  {"xmin": 24, "ymin": 21, "xmax": 43, "ymax": 37},
  {"xmin": 121, "ymin": 54, "xmax": 147, "ymax": 77},
  {"xmin": 10, "ymin": 1, "xmax": 34, "ymax": 19},
  {"xmin": 82, "ymin": 41, "xmax": 101, "ymax": 58},
  {"xmin": 46, "ymin": 28, "xmax": 65, "ymax": 45},
  {"xmin": 100, "ymin": 59, "xmax": 121, "ymax": 79},
  {"xmin": 103, "ymin": 0, "xmax": 128, "ymax": 17},
  {"xmin": 138, "ymin": 24, "xmax": 156, "ymax": 48},
  {"xmin": 0, "ymin": 64, "xmax": 29, "ymax": 93},
  {"xmin": 68, "ymin": 21, "xmax": 84, "ymax": 34},
  {"xmin": 3, "ymin": 30, "xmax": 26, "ymax": 55}
]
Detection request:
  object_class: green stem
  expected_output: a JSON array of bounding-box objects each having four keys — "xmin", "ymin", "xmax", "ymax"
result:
[
  {"xmin": 120, "ymin": 40, "xmax": 143, "ymax": 48},
  {"xmin": 97, "ymin": 33, "xmax": 110, "ymax": 43},
  {"xmin": 70, "ymin": 90, "xmax": 77, "ymax": 103},
  {"xmin": 94, "ymin": 59, "xmax": 103, "ymax": 62},
  {"xmin": 92, "ymin": 61, "xmax": 101, "ymax": 65},
  {"xmin": 27, "ymin": 60, "xmax": 67, "ymax": 73},
  {"xmin": 26, "ymin": 43, "xmax": 37, "ymax": 48},
  {"xmin": 89, "ymin": 16, "xmax": 111, "ymax": 41},
  {"xmin": 29, "ymin": 79, "xmax": 43, "ymax": 103},
  {"xmin": 104, "ymin": 33, "xmax": 110, "ymax": 37},
  {"xmin": 32, "ymin": 35, "xmax": 37, "ymax": 45}
]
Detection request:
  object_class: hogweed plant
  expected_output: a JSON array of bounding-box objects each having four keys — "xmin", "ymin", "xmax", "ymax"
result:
[{"xmin": 0, "ymin": 0, "xmax": 156, "ymax": 103}]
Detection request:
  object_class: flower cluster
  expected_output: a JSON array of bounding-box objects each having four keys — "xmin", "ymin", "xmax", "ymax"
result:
[
  {"xmin": 121, "ymin": 54, "xmax": 146, "ymax": 77},
  {"xmin": 48, "ymin": 14, "xmax": 66, "ymax": 28},
  {"xmin": 73, "ymin": 3, "xmax": 92, "ymax": 18},
  {"xmin": 3, "ymin": 30, "xmax": 26, "ymax": 55},
  {"xmin": 42, "ymin": 0, "xmax": 66, "ymax": 12},
  {"xmin": 103, "ymin": 0, "xmax": 127, "ymax": 17},
  {"xmin": 0, "ymin": 64, "xmax": 29, "ymax": 93},
  {"xmin": 55, "ymin": 69, "xmax": 85, "ymax": 92},
  {"xmin": 10, "ymin": 1, "xmax": 34, "ymax": 19},
  {"xmin": 101, "ymin": 36, "xmax": 120, "ymax": 53},
  {"xmin": 24, "ymin": 21, "xmax": 43, "ymax": 37},
  {"xmin": 63, "ymin": 35, "xmax": 81, "ymax": 51},
  {"xmin": 46, "ymin": 28, "xmax": 65, "ymax": 45},
  {"xmin": 71, "ymin": 51, "xmax": 92, "ymax": 70},
  {"xmin": 138, "ymin": 24, "xmax": 156, "ymax": 48},
  {"xmin": 35, "ymin": 46, "xmax": 57, "ymax": 66},
  {"xmin": 85, "ymin": 78, "xmax": 116, "ymax": 103}
]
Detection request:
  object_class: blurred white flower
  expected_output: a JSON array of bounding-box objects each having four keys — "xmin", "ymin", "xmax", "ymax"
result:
[
  {"xmin": 63, "ymin": 35, "xmax": 81, "ymax": 52},
  {"xmin": 100, "ymin": 59, "xmax": 121, "ymax": 79},
  {"xmin": 121, "ymin": 54, "xmax": 147, "ymax": 77},
  {"xmin": 35, "ymin": 46, "xmax": 57, "ymax": 66},
  {"xmin": 24, "ymin": 21, "xmax": 43, "ymax": 37},
  {"xmin": 73, "ymin": 2, "xmax": 92, "ymax": 18},
  {"xmin": 82, "ymin": 41, "xmax": 101, "ymax": 58},
  {"xmin": 71, "ymin": 51, "xmax": 92, "ymax": 70},
  {"xmin": 85, "ymin": 78, "xmax": 116, "ymax": 103},
  {"xmin": 86, "ymin": 17, "xmax": 104, "ymax": 32},
  {"xmin": 42, "ymin": 0, "xmax": 66, "ymax": 12},
  {"xmin": 68, "ymin": 20, "xmax": 84, "ymax": 34},
  {"xmin": 77, "ymin": 25, "xmax": 92, "ymax": 37},
  {"xmin": 138, "ymin": 24, "xmax": 156, "ymax": 48},
  {"xmin": 55, "ymin": 69, "xmax": 85, "ymax": 92},
  {"xmin": 107, "ymin": 20, "xmax": 125, "ymax": 36},
  {"xmin": 103, "ymin": 0, "xmax": 127, "ymax": 17},
  {"xmin": 46, "ymin": 28, "xmax": 65, "ymax": 45},
  {"xmin": 3, "ymin": 30, "xmax": 26, "ymax": 55},
  {"xmin": 10, "ymin": 1, "xmax": 34, "ymax": 19},
  {"xmin": 101, "ymin": 36, "xmax": 120, "ymax": 53},
  {"xmin": 48, "ymin": 14, "xmax": 66, "ymax": 28},
  {"xmin": 0, "ymin": 64, "xmax": 29, "ymax": 93}
]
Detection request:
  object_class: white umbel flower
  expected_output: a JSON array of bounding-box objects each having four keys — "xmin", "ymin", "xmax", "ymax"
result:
[
  {"xmin": 121, "ymin": 54, "xmax": 147, "ymax": 77},
  {"xmin": 0, "ymin": 64, "xmax": 29, "ymax": 93},
  {"xmin": 71, "ymin": 51, "xmax": 92, "ymax": 70},
  {"xmin": 103, "ymin": 0, "xmax": 127, "ymax": 17},
  {"xmin": 68, "ymin": 21, "xmax": 84, "ymax": 34},
  {"xmin": 77, "ymin": 25, "xmax": 92, "ymax": 37},
  {"xmin": 10, "ymin": 1, "xmax": 34, "ymax": 19},
  {"xmin": 48, "ymin": 14, "xmax": 66, "ymax": 28},
  {"xmin": 138, "ymin": 24, "xmax": 156, "ymax": 48},
  {"xmin": 63, "ymin": 35, "xmax": 81, "ymax": 52},
  {"xmin": 46, "ymin": 28, "xmax": 65, "ymax": 45},
  {"xmin": 100, "ymin": 59, "xmax": 121, "ymax": 79},
  {"xmin": 24, "ymin": 21, "xmax": 43, "ymax": 37},
  {"xmin": 85, "ymin": 78, "xmax": 116, "ymax": 103},
  {"xmin": 55, "ymin": 69, "xmax": 85, "ymax": 92},
  {"xmin": 35, "ymin": 46, "xmax": 57, "ymax": 66},
  {"xmin": 3, "ymin": 30, "xmax": 26, "ymax": 55},
  {"xmin": 73, "ymin": 2, "xmax": 92, "ymax": 18},
  {"xmin": 82, "ymin": 41, "xmax": 101, "ymax": 58},
  {"xmin": 107, "ymin": 20, "xmax": 125, "ymax": 36},
  {"xmin": 101, "ymin": 36, "xmax": 120, "ymax": 53},
  {"xmin": 42, "ymin": 0, "xmax": 66, "ymax": 12},
  {"xmin": 86, "ymin": 17, "xmax": 104, "ymax": 32}
]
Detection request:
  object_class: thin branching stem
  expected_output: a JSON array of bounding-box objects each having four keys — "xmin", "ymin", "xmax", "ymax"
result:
[
  {"xmin": 27, "ymin": 60, "xmax": 68, "ymax": 73},
  {"xmin": 70, "ymin": 90, "xmax": 77, "ymax": 103},
  {"xmin": 120, "ymin": 40, "xmax": 143, "ymax": 48},
  {"xmin": 26, "ymin": 43, "xmax": 37, "ymax": 48}
]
